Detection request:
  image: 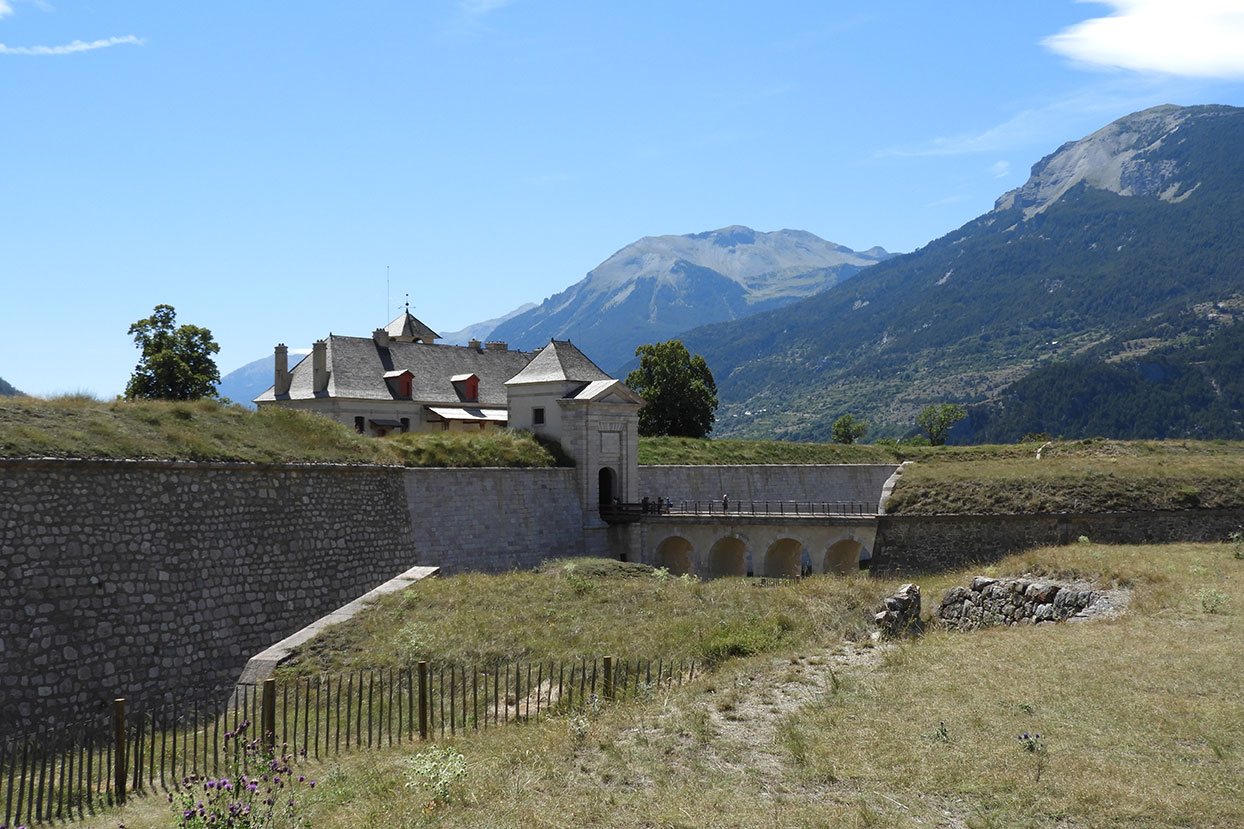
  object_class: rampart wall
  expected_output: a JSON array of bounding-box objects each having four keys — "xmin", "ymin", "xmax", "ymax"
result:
[
  {"xmin": 0, "ymin": 459, "xmax": 419, "ymax": 733},
  {"xmin": 402, "ymin": 467, "xmax": 588, "ymax": 573},
  {"xmin": 638, "ymin": 464, "xmax": 899, "ymax": 507},
  {"xmin": 871, "ymin": 509, "xmax": 1244, "ymax": 574}
]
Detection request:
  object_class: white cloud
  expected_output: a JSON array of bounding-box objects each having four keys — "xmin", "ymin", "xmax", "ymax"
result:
[
  {"xmin": 0, "ymin": 34, "xmax": 143, "ymax": 55},
  {"xmin": 989, "ymin": 160, "xmax": 1011, "ymax": 178},
  {"xmin": 459, "ymin": 0, "xmax": 513, "ymax": 15},
  {"xmin": 0, "ymin": 2, "xmax": 13, "ymax": 20},
  {"xmin": 1043, "ymin": 0, "xmax": 1244, "ymax": 78}
]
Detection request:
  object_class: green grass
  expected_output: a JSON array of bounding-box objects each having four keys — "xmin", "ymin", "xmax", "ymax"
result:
[
  {"xmin": 275, "ymin": 558, "xmax": 894, "ymax": 676},
  {"xmin": 94, "ymin": 540, "xmax": 1244, "ymax": 829},
  {"xmin": 0, "ymin": 396, "xmax": 558, "ymax": 467}
]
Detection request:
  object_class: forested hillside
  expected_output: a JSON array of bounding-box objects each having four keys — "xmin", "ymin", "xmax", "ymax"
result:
[{"xmin": 683, "ymin": 105, "xmax": 1244, "ymax": 441}]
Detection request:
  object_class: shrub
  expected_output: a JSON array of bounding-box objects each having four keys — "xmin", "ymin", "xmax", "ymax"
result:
[{"xmin": 407, "ymin": 745, "xmax": 467, "ymax": 807}]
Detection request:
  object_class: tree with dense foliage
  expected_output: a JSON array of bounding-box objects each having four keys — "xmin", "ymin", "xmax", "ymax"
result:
[
  {"xmin": 625, "ymin": 340, "xmax": 718, "ymax": 438},
  {"xmin": 831, "ymin": 414, "xmax": 868, "ymax": 444},
  {"xmin": 125, "ymin": 304, "xmax": 221, "ymax": 400},
  {"xmin": 916, "ymin": 403, "xmax": 966, "ymax": 446}
]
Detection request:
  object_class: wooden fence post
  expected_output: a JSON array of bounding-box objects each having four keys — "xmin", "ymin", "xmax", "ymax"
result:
[
  {"xmin": 262, "ymin": 679, "xmax": 276, "ymax": 752},
  {"xmin": 603, "ymin": 657, "xmax": 614, "ymax": 702},
  {"xmin": 417, "ymin": 662, "xmax": 428, "ymax": 740},
  {"xmin": 112, "ymin": 698, "xmax": 127, "ymax": 805}
]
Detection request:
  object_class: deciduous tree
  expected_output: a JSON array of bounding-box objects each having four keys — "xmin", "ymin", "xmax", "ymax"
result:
[
  {"xmin": 125, "ymin": 304, "xmax": 221, "ymax": 400},
  {"xmin": 831, "ymin": 414, "xmax": 868, "ymax": 444},
  {"xmin": 916, "ymin": 403, "xmax": 966, "ymax": 446},
  {"xmin": 625, "ymin": 340, "xmax": 717, "ymax": 438}
]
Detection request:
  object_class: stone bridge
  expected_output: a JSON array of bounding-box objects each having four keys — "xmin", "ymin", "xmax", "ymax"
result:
[
  {"xmin": 629, "ymin": 464, "xmax": 905, "ymax": 579},
  {"xmin": 639, "ymin": 509, "xmax": 879, "ymax": 578}
]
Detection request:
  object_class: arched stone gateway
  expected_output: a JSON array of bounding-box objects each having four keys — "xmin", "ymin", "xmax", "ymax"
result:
[
  {"xmin": 656, "ymin": 536, "xmax": 694, "ymax": 576},
  {"xmin": 598, "ymin": 467, "xmax": 617, "ymax": 506},
  {"xmin": 708, "ymin": 536, "xmax": 747, "ymax": 578},
  {"xmin": 764, "ymin": 537, "xmax": 803, "ymax": 579},
  {"xmin": 825, "ymin": 539, "xmax": 863, "ymax": 574}
]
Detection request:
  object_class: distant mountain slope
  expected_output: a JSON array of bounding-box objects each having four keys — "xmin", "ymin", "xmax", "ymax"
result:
[
  {"xmin": 682, "ymin": 105, "xmax": 1244, "ymax": 441},
  {"xmin": 0, "ymin": 377, "xmax": 21, "ymax": 397},
  {"xmin": 438, "ymin": 302, "xmax": 537, "ymax": 346},
  {"xmin": 488, "ymin": 226, "xmax": 894, "ymax": 372}
]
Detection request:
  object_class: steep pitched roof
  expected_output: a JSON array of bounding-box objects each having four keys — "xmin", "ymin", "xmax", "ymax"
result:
[
  {"xmin": 384, "ymin": 311, "xmax": 440, "ymax": 342},
  {"xmin": 255, "ymin": 336, "xmax": 534, "ymax": 404},
  {"xmin": 504, "ymin": 340, "xmax": 612, "ymax": 385}
]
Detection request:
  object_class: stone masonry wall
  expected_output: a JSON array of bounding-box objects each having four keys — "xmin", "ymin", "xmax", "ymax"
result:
[
  {"xmin": 872, "ymin": 510, "xmax": 1244, "ymax": 574},
  {"xmin": 0, "ymin": 459, "xmax": 419, "ymax": 734},
  {"xmin": 638, "ymin": 464, "xmax": 900, "ymax": 508},
  {"xmin": 938, "ymin": 576, "xmax": 1100, "ymax": 629},
  {"xmin": 403, "ymin": 467, "xmax": 587, "ymax": 573}
]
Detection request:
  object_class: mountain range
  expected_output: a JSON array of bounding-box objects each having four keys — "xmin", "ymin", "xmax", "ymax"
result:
[
  {"xmin": 218, "ymin": 104, "xmax": 1244, "ymax": 443},
  {"xmin": 486, "ymin": 226, "xmax": 895, "ymax": 372},
  {"xmin": 681, "ymin": 104, "xmax": 1244, "ymax": 441},
  {"xmin": 0, "ymin": 377, "xmax": 20, "ymax": 397}
]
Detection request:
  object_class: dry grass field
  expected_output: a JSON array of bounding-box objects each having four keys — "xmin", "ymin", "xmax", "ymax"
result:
[{"xmin": 87, "ymin": 540, "xmax": 1244, "ymax": 829}]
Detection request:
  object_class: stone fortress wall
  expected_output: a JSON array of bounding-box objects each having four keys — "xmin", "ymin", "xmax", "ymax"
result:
[
  {"xmin": 1, "ymin": 459, "xmax": 420, "ymax": 734},
  {"xmin": 637, "ymin": 464, "xmax": 899, "ymax": 507},
  {"xmin": 6, "ymin": 456, "xmax": 1239, "ymax": 735}
]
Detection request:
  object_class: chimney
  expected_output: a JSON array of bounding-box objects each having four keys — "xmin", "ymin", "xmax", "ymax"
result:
[
  {"xmin": 312, "ymin": 339, "xmax": 328, "ymax": 393},
  {"xmin": 468, "ymin": 338, "xmax": 481, "ymax": 351},
  {"xmin": 373, "ymin": 328, "xmax": 391, "ymax": 347},
  {"xmin": 484, "ymin": 340, "xmax": 508, "ymax": 351},
  {"xmin": 274, "ymin": 344, "xmax": 291, "ymax": 396}
]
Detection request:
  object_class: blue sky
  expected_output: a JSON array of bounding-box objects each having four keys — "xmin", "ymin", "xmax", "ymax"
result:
[{"xmin": 4, "ymin": 0, "xmax": 1244, "ymax": 397}]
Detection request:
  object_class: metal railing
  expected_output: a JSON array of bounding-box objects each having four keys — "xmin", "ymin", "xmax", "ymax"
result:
[{"xmin": 666, "ymin": 500, "xmax": 875, "ymax": 517}]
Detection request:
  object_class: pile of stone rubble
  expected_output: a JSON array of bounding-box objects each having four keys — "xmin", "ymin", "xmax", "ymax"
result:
[{"xmin": 938, "ymin": 576, "xmax": 1102, "ymax": 630}]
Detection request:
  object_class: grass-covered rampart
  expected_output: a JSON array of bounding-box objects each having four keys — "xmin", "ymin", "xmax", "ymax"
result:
[
  {"xmin": 0, "ymin": 396, "xmax": 558, "ymax": 467},
  {"xmin": 6, "ymin": 397, "xmax": 1244, "ymax": 512}
]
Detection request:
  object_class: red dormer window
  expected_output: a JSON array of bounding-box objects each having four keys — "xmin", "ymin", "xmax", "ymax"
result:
[
  {"xmin": 384, "ymin": 370, "xmax": 414, "ymax": 399},
  {"xmin": 451, "ymin": 373, "xmax": 479, "ymax": 402}
]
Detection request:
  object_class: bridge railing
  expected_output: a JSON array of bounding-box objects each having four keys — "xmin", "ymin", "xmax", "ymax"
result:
[{"xmin": 662, "ymin": 500, "xmax": 876, "ymax": 517}]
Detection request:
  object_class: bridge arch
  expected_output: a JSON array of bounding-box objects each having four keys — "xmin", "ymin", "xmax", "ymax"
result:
[
  {"xmin": 655, "ymin": 535, "xmax": 694, "ymax": 576},
  {"xmin": 707, "ymin": 536, "xmax": 747, "ymax": 579},
  {"xmin": 763, "ymin": 537, "xmax": 804, "ymax": 579},
  {"xmin": 824, "ymin": 539, "xmax": 863, "ymax": 575}
]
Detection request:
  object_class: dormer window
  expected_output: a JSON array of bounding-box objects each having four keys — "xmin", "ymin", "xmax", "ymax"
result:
[
  {"xmin": 450, "ymin": 373, "xmax": 479, "ymax": 403},
  {"xmin": 383, "ymin": 369, "xmax": 415, "ymax": 399}
]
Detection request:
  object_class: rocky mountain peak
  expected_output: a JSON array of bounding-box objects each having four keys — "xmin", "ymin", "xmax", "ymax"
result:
[{"xmin": 994, "ymin": 104, "xmax": 1213, "ymax": 218}]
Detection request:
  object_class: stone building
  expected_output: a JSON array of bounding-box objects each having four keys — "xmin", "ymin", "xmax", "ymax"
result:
[
  {"xmin": 254, "ymin": 311, "xmax": 536, "ymax": 436},
  {"xmin": 255, "ymin": 311, "xmax": 646, "ymax": 534}
]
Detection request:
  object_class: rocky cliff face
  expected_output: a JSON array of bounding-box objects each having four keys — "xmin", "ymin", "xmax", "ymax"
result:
[
  {"xmin": 993, "ymin": 104, "xmax": 1217, "ymax": 217},
  {"xmin": 488, "ymin": 225, "xmax": 894, "ymax": 372}
]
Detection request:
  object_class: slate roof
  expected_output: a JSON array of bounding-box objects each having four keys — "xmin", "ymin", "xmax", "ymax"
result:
[
  {"xmin": 505, "ymin": 340, "xmax": 612, "ymax": 385},
  {"xmin": 254, "ymin": 335, "xmax": 535, "ymax": 404},
  {"xmin": 384, "ymin": 311, "xmax": 440, "ymax": 342}
]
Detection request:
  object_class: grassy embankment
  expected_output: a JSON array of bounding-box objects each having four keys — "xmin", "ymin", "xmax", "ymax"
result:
[
  {"xmin": 90, "ymin": 540, "xmax": 1244, "ymax": 828},
  {"xmin": 0, "ymin": 395, "xmax": 558, "ymax": 467}
]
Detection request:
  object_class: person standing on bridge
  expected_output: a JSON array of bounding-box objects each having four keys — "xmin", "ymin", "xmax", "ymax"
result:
[{"xmin": 722, "ymin": 494, "xmax": 729, "ymax": 512}]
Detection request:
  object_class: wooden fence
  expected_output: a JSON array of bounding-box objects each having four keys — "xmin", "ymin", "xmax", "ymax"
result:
[{"xmin": 0, "ymin": 656, "xmax": 694, "ymax": 828}]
